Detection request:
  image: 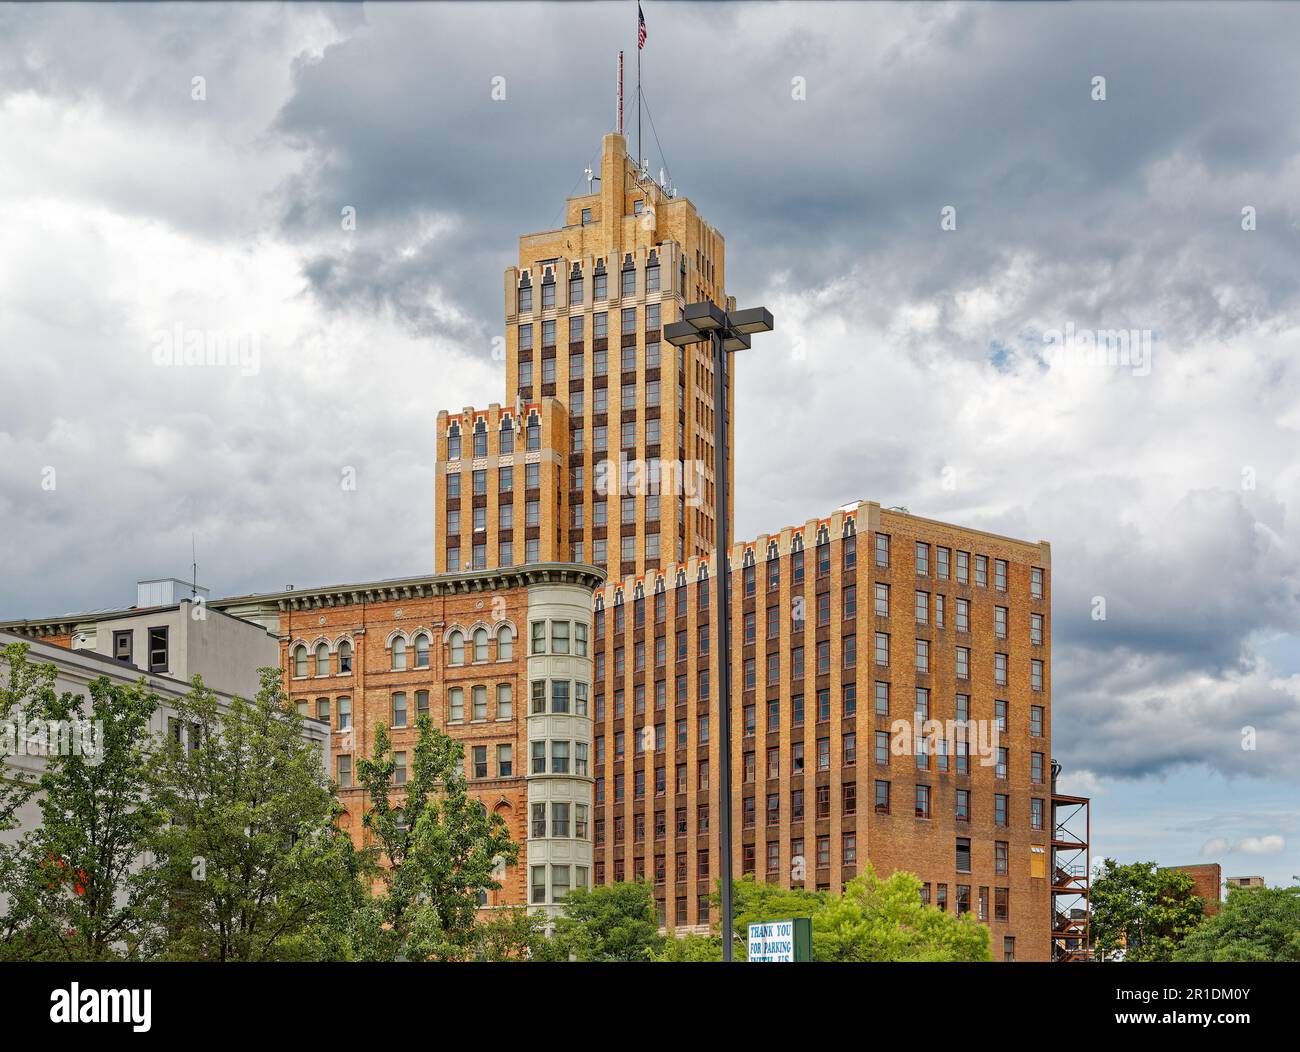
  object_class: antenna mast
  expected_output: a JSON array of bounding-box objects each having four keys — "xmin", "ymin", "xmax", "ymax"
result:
[{"xmin": 617, "ymin": 51, "xmax": 624, "ymax": 134}]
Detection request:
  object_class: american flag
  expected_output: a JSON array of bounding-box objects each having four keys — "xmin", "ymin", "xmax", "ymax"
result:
[{"xmin": 638, "ymin": 4, "xmax": 647, "ymax": 49}]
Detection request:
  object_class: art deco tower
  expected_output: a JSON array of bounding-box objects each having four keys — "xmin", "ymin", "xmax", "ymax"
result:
[{"xmin": 435, "ymin": 131, "xmax": 733, "ymax": 582}]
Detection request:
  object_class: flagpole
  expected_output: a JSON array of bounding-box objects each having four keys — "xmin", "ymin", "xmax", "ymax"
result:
[{"xmin": 636, "ymin": 10, "xmax": 641, "ymax": 171}]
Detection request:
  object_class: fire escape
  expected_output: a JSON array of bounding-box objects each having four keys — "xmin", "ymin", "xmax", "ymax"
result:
[{"xmin": 1050, "ymin": 761, "xmax": 1091, "ymax": 961}]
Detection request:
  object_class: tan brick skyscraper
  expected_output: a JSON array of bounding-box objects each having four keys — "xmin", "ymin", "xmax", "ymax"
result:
[{"xmin": 435, "ymin": 131, "xmax": 732, "ymax": 582}]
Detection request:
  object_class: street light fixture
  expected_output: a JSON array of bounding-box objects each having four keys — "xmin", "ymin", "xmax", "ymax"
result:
[{"xmin": 664, "ymin": 300, "xmax": 774, "ymax": 961}]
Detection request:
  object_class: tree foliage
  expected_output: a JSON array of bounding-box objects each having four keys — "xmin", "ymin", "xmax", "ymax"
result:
[
  {"xmin": 1175, "ymin": 884, "xmax": 1300, "ymax": 962},
  {"xmin": 540, "ymin": 881, "xmax": 663, "ymax": 961},
  {"xmin": 1, "ymin": 668, "xmax": 160, "ymax": 960},
  {"xmin": 142, "ymin": 669, "xmax": 363, "ymax": 961},
  {"xmin": 1090, "ymin": 859, "xmax": 1204, "ymax": 961},
  {"xmin": 350, "ymin": 714, "xmax": 518, "ymax": 961}
]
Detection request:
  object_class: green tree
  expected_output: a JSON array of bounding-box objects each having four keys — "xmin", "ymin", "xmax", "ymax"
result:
[
  {"xmin": 541, "ymin": 881, "xmax": 663, "ymax": 961},
  {"xmin": 1175, "ymin": 885, "xmax": 1300, "ymax": 962},
  {"xmin": 1, "ymin": 672, "xmax": 161, "ymax": 960},
  {"xmin": 351, "ymin": 715, "xmax": 517, "ymax": 961},
  {"xmin": 655, "ymin": 871, "xmax": 988, "ymax": 962},
  {"xmin": 0, "ymin": 644, "xmax": 51, "ymax": 832},
  {"xmin": 1090, "ymin": 859, "xmax": 1204, "ymax": 961},
  {"xmin": 730, "ymin": 875, "xmax": 826, "ymax": 959},
  {"xmin": 472, "ymin": 906, "xmax": 549, "ymax": 961},
  {"xmin": 0, "ymin": 643, "xmax": 66, "ymax": 959},
  {"xmin": 649, "ymin": 931, "xmax": 722, "ymax": 962},
  {"xmin": 142, "ymin": 670, "xmax": 364, "ymax": 961},
  {"xmin": 814, "ymin": 867, "xmax": 990, "ymax": 961}
]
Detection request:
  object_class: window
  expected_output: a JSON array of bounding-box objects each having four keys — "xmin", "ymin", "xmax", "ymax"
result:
[
  {"xmin": 875, "ymin": 731, "xmax": 890, "ymax": 766},
  {"xmin": 956, "ymin": 598, "xmax": 969, "ymax": 633},
  {"xmin": 995, "ymin": 841, "xmax": 1009, "ymax": 875},
  {"xmin": 472, "ymin": 685, "xmax": 488, "ymax": 721},
  {"xmin": 1031, "ymin": 797, "xmax": 1045, "ymax": 830},
  {"xmin": 956, "ymin": 838, "xmax": 972, "ymax": 873},
  {"xmin": 956, "ymin": 646, "xmax": 969, "ymax": 680},
  {"xmin": 1030, "ymin": 705, "xmax": 1044, "ymax": 737},
  {"xmin": 915, "ymin": 542, "xmax": 930, "ymax": 576},
  {"xmin": 414, "ymin": 633, "xmax": 430, "ymax": 669},
  {"xmin": 315, "ymin": 642, "xmax": 330, "ymax": 676},
  {"xmin": 448, "ymin": 687, "xmax": 464, "ymax": 723},
  {"xmin": 875, "ymin": 632, "xmax": 889, "ymax": 667},
  {"xmin": 338, "ymin": 697, "xmax": 351, "ymax": 730},
  {"xmin": 337, "ymin": 754, "xmax": 352, "ymax": 789},
  {"xmin": 471, "ymin": 746, "xmax": 487, "ymax": 779},
  {"xmin": 994, "ymin": 606, "xmax": 1008, "ymax": 639},
  {"xmin": 874, "ymin": 583, "xmax": 889, "ymax": 617},
  {"xmin": 531, "ymin": 866, "xmax": 546, "ymax": 904},
  {"xmin": 1031, "ymin": 659, "xmax": 1044, "ymax": 692},
  {"xmin": 1031, "ymin": 567, "xmax": 1044, "ymax": 598},
  {"xmin": 956, "ymin": 789, "xmax": 970, "ymax": 822},
  {"xmin": 448, "ymin": 630, "xmax": 465, "ymax": 666},
  {"xmin": 148, "ymin": 627, "xmax": 168, "ymax": 673},
  {"xmin": 1031, "ymin": 612, "xmax": 1044, "ymax": 646},
  {"xmin": 338, "ymin": 640, "xmax": 352, "ymax": 673},
  {"xmin": 994, "ymin": 652, "xmax": 1008, "ymax": 686},
  {"xmin": 937, "ymin": 547, "xmax": 950, "ymax": 580},
  {"xmin": 874, "ymin": 681, "xmax": 889, "ymax": 716},
  {"xmin": 293, "ymin": 644, "xmax": 307, "ymax": 678},
  {"xmin": 915, "ymin": 784, "xmax": 930, "ymax": 819},
  {"xmin": 915, "ymin": 639, "xmax": 929, "ymax": 674},
  {"xmin": 392, "ymin": 692, "xmax": 407, "ymax": 728},
  {"xmin": 531, "ymin": 621, "xmax": 546, "ymax": 654},
  {"xmin": 391, "ymin": 637, "xmax": 407, "ymax": 671},
  {"xmin": 915, "ymin": 591, "xmax": 928, "ymax": 625},
  {"xmin": 874, "ymin": 532, "xmax": 890, "ymax": 567}
]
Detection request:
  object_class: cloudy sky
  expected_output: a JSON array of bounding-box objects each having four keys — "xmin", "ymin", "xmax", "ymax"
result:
[{"xmin": 2, "ymin": 1, "xmax": 1299, "ymax": 886}]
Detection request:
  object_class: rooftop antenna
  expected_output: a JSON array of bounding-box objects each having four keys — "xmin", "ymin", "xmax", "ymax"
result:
[
  {"xmin": 191, "ymin": 533, "xmax": 197, "ymax": 599},
  {"xmin": 585, "ymin": 167, "xmax": 595, "ymax": 193},
  {"xmin": 616, "ymin": 51, "xmax": 624, "ymax": 135}
]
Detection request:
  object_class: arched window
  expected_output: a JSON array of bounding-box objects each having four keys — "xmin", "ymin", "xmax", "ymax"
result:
[
  {"xmin": 293, "ymin": 645, "xmax": 308, "ymax": 678},
  {"xmin": 391, "ymin": 637, "xmax": 407, "ymax": 671},
  {"xmin": 497, "ymin": 625, "xmax": 514, "ymax": 660},
  {"xmin": 449, "ymin": 630, "xmax": 465, "ymax": 665},
  {"xmin": 338, "ymin": 640, "xmax": 352, "ymax": 674},
  {"xmin": 315, "ymin": 642, "xmax": 330, "ymax": 676},
  {"xmin": 414, "ymin": 633, "xmax": 430, "ymax": 669},
  {"xmin": 473, "ymin": 627, "xmax": 489, "ymax": 662}
]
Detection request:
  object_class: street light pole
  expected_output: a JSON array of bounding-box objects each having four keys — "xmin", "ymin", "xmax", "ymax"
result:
[
  {"xmin": 665, "ymin": 301, "xmax": 773, "ymax": 963},
  {"xmin": 710, "ymin": 325, "xmax": 735, "ymax": 961}
]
